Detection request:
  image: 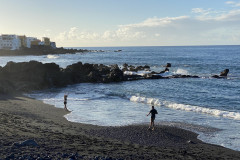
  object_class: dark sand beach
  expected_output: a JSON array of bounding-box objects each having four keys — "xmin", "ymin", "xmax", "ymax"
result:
[{"xmin": 1, "ymin": 94, "xmax": 240, "ymax": 159}]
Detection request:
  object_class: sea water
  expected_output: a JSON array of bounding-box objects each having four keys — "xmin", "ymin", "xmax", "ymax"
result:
[{"xmin": 1, "ymin": 46, "xmax": 240, "ymax": 151}]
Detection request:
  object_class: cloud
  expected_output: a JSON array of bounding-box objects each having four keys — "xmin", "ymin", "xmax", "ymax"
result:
[
  {"xmin": 226, "ymin": 1, "xmax": 236, "ymax": 5},
  {"xmin": 192, "ymin": 8, "xmax": 211, "ymax": 15},
  {"xmin": 226, "ymin": 1, "xmax": 240, "ymax": 7},
  {"xmin": 55, "ymin": 8, "xmax": 240, "ymax": 47}
]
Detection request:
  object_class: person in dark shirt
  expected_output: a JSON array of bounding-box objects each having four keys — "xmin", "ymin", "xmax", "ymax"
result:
[
  {"xmin": 64, "ymin": 94, "xmax": 68, "ymax": 110},
  {"xmin": 147, "ymin": 106, "xmax": 158, "ymax": 130}
]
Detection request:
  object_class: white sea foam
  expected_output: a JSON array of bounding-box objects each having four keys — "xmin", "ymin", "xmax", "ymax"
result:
[
  {"xmin": 130, "ymin": 96, "xmax": 240, "ymax": 120},
  {"xmin": 173, "ymin": 68, "xmax": 189, "ymax": 75},
  {"xmin": 47, "ymin": 54, "xmax": 59, "ymax": 59},
  {"xmin": 124, "ymin": 68, "xmax": 189, "ymax": 77},
  {"xmin": 123, "ymin": 70, "xmax": 151, "ymax": 76}
]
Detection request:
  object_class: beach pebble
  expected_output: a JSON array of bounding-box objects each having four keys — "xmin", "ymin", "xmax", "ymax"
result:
[
  {"xmin": 12, "ymin": 139, "xmax": 38, "ymax": 147},
  {"xmin": 187, "ymin": 140, "xmax": 195, "ymax": 144}
]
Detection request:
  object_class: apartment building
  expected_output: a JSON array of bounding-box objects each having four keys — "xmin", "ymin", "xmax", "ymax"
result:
[
  {"xmin": 0, "ymin": 34, "xmax": 21, "ymax": 50},
  {"xmin": 0, "ymin": 34, "xmax": 56, "ymax": 50}
]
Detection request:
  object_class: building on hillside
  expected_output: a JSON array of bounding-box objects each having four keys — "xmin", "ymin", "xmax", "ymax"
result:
[
  {"xmin": 26, "ymin": 37, "xmax": 41, "ymax": 48},
  {"xmin": 42, "ymin": 37, "xmax": 50, "ymax": 46},
  {"xmin": 50, "ymin": 42, "xmax": 56, "ymax": 49},
  {"xmin": 18, "ymin": 35, "xmax": 27, "ymax": 48},
  {"xmin": 0, "ymin": 34, "xmax": 57, "ymax": 50},
  {"xmin": 0, "ymin": 34, "xmax": 21, "ymax": 50}
]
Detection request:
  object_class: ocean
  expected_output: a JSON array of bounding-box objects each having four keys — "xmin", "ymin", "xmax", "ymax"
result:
[{"xmin": 1, "ymin": 46, "xmax": 240, "ymax": 151}]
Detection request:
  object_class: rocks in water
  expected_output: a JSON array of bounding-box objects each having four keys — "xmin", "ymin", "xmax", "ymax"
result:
[
  {"xmin": 107, "ymin": 68, "xmax": 124, "ymax": 82},
  {"xmin": 0, "ymin": 60, "xmax": 230, "ymax": 94},
  {"xmin": 164, "ymin": 67, "xmax": 169, "ymax": 72},
  {"xmin": 212, "ymin": 69, "xmax": 229, "ymax": 78},
  {"xmin": 220, "ymin": 69, "xmax": 229, "ymax": 77},
  {"xmin": 122, "ymin": 64, "xmax": 150, "ymax": 72},
  {"xmin": 171, "ymin": 75, "xmax": 199, "ymax": 78},
  {"xmin": 165, "ymin": 63, "xmax": 171, "ymax": 67}
]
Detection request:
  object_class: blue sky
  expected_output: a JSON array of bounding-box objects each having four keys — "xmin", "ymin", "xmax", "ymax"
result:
[{"xmin": 1, "ymin": 0, "xmax": 240, "ymax": 47}]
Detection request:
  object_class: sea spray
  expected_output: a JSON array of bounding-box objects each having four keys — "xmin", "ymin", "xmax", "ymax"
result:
[{"xmin": 173, "ymin": 68, "xmax": 190, "ymax": 75}]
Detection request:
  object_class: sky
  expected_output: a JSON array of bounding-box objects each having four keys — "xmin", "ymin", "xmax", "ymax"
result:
[{"xmin": 1, "ymin": 0, "xmax": 240, "ymax": 47}]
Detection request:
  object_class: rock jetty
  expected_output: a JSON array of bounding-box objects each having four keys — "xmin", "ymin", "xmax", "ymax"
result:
[{"xmin": 0, "ymin": 61, "xmax": 229, "ymax": 94}]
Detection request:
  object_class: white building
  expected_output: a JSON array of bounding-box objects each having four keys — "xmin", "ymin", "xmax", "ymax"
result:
[
  {"xmin": 26, "ymin": 37, "xmax": 40, "ymax": 48},
  {"xmin": 0, "ymin": 34, "xmax": 57, "ymax": 50},
  {"xmin": 0, "ymin": 34, "xmax": 21, "ymax": 50}
]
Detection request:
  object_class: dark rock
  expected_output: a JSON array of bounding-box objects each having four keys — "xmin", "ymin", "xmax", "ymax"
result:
[
  {"xmin": 220, "ymin": 69, "xmax": 229, "ymax": 77},
  {"xmin": 88, "ymin": 71, "xmax": 102, "ymax": 82},
  {"xmin": 107, "ymin": 68, "xmax": 124, "ymax": 82},
  {"xmin": 110, "ymin": 64, "xmax": 119, "ymax": 70},
  {"xmin": 136, "ymin": 66, "xmax": 144, "ymax": 71},
  {"xmin": 12, "ymin": 139, "xmax": 38, "ymax": 147},
  {"xmin": 123, "ymin": 63, "xmax": 128, "ymax": 68},
  {"xmin": 144, "ymin": 65, "xmax": 150, "ymax": 70},
  {"xmin": 0, "ymin": 61, "xmax": 63, "ymax": 91},
  {"xmin": 165, "ymin": 63, "xmax": 171, "ymax": 67},
  {"xmin": 164, "ymin": 67, "xmax": 169, "ymax": 72},
  {"xmin": 151, "ymin": 71, "xmax": 158, "ymax": 74},
  {"xmin": 212, "ymin": 75, "xmax": 219, "ymax": 78},
  {"xmin": 0, "ymin": 80, "xmax": 15, "ymax": 94},
  {"xmin": 129, "ymin": 66, "xmax": 136, "ymax": 72},
  {"xmin": 212, "ymin": 69, "xmax": 229, "ymax": 78},
  {"xmin": 171, "ymin": 75, "xmax": 199, "ymax": 78}
]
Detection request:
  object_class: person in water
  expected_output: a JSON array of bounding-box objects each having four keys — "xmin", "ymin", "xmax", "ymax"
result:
[
  {"xmin": 64, "ymin": 94, "xmax": 68, "ymax": 110},
  {"xmin": 147, "ymin": 106, "xmax": 158, "ymax": 130}
]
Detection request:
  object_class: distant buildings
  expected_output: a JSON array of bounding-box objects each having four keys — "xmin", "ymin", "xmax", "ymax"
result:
[
  {"xmin": 0, "ymin": 34, "xmax": 56, "ymax": 50},
  {"xmin": 0, "ymin": 35, "xmax": 20, "ymax": 50}
]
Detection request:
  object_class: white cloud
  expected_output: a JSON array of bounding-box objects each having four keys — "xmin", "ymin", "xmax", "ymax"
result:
[
  {"xmin": 54, "ymin": 8, "xmax": 240, "ymax": 47},
  {"xmin": 226, "ymin": 1, "xmax": 235, "ymax": 5},
  {"xmin": 225, "ymin": 1, "xmax": 240, "ymax": 7},
  {"xmin": 192, "ymin": 8, "xmax": 210, "ymax": 15}
]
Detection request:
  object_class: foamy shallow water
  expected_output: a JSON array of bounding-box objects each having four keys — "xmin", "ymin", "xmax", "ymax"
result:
[{"xmin": 27, "ymin": 80, "xmax": 240, "ymax": 151}]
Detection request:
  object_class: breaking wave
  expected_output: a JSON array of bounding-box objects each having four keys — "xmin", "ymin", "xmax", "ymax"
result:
[
  {"xmin": 47, "ymin": 55, "xmax": 59, "ymax": 59},
  {"xmin": 173, "ymin": 68, "xmax": 189, "ymax": 75},
  {"xmin": 130, "ymin": 96, "xmax": 240, "ymax": 120}
]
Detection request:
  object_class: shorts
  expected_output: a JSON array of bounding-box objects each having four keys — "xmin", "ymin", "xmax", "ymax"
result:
[
  {"xmin": 151, "ymin": 116, "xmax": 155, "ymax": 121},
  {"xmin": 64, "ymin": 101, "xmax": 67, "ymax": 105}
]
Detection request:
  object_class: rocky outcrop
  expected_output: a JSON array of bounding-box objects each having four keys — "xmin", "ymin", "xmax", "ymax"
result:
[
  {"xmin": 122, "ymin": 64, "xmax": 150, "ymax": 72},
  {"xmin": 165, "ymin": 63, "xmax": 171, "ymax": 67},
  {"xmin": 0, "ymin": 61, "xmax": 63, "ymax": 92},
  {"xmin": 212, "ymin": 69, "xmax": 229, "ymax": 78},
  {"xmin": 0, "ymin": 61, "xmax": 125, "ymax": 93},
  {"xmin": 0, "ymin": 61, "xmax": 226, "ymax": 94},
  {"xmin": 220, "ymin": 69, "xmax": 229, "ymax": 77}
]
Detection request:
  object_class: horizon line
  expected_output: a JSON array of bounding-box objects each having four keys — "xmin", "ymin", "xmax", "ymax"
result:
[{"xmin": 63, "ymin": 44, "xmax": 240, "ymax": 48}]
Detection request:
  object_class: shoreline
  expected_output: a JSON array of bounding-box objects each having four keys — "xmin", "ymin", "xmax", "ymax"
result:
[
  {"xmin": 0, "ymin": 46, "xmax": 89, "ymax": 56},
  {"xmin": 1, "ymin": 94, "xmax": 240, "ymax": 159}
]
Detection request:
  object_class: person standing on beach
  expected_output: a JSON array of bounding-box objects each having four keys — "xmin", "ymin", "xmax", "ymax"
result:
[
  {"xmin": 147, "ymin": 106, "xmax": 158, "ymax": 130},
  {"xmin": 64, "ymin": 94, "xmax": 68, "ymax": 110}
]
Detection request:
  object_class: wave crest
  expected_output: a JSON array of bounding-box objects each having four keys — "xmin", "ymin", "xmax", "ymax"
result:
[
  {"xmin": 130, "ymin": 96, "xmax": 240, "ymax": 120},
  {"xmin": 47, "ymin": 55, "xmax": 59, "ymax": 59}
]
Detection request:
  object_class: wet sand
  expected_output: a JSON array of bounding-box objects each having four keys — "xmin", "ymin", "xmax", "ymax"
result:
[{"xmin": 0, "ymin": 94, "xmax": 240, "ymax": 159}]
